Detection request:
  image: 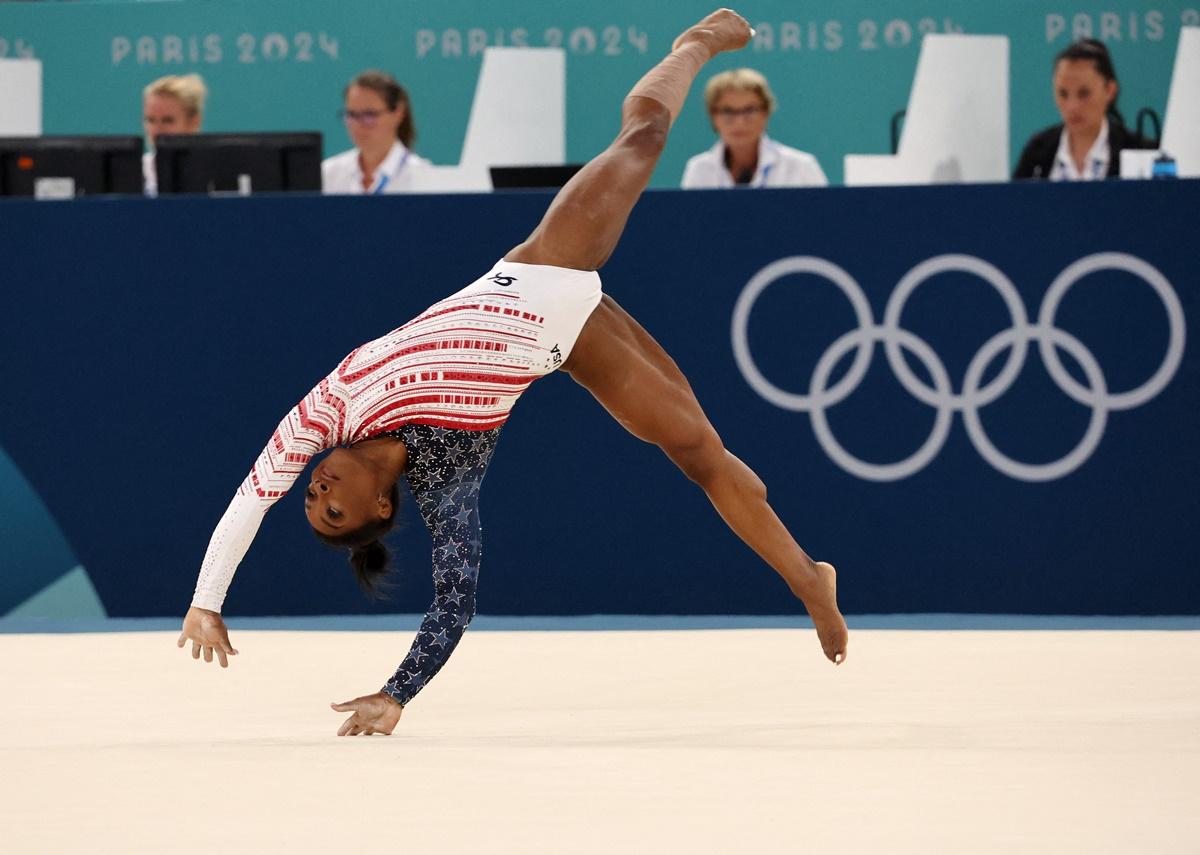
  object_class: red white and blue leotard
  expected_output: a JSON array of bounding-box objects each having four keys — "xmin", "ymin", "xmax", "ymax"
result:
[{"xmin": 192, "ymin": 260, "xmax": 602, "ymax": 705}]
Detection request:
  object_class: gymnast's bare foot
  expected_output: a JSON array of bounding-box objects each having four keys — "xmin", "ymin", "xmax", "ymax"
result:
[
  {"xmin": 672, "ymin": 8, "xmax": 753, "ymax": 56},
  {"xmin": 794, "ymin": 561, "xmax": 848, "ymax": 665}
]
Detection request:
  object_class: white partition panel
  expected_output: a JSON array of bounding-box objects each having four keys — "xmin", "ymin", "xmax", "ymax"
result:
[
  {"xmin": 415, "ymin": 47, "xmax": 565, "ymax": 193},
  {"xmin": 0, "ymin": 58, "xmax": 42, "ymax": 136},
  {"xmin": 1161, "ymin": 27, "xmax": 1200, "ymax": 178},
  {"xmin": 844, "ymin": 35, "xmax": 1009, "ymax": 186},
  {"xmin": 408, "ymin": 164, "xmax": 491, "ymax": 193},
  {"xmin": 461, "ymin": 47, "xmax": 564, "ymax": 169}
]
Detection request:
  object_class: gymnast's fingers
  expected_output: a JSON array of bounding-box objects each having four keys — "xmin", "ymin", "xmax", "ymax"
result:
[
  {"xmin": 192, "ymin": 640, "xmax": 201, "ymax": 660},
  {"xmin": 338, "ymin": 715, "xmax": 357, "ymax": 737},
  {"xmin": 203, "ymin": 645, "xmax": 213, "ymax": 664},
  {"xmin": 216, "ymin": 647, "xmax": 229, "ymax": 668}
]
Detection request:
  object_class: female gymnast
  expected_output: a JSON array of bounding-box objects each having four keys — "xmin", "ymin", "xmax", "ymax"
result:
[{"xmin": 178, "ymin": 9, "xmax": 848, "ymax": 737}]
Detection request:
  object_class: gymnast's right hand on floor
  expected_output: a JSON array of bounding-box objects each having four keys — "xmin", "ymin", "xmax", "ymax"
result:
[{"xmin": 177, "ymin": 606, "xmax": 239, "ymax": 668}]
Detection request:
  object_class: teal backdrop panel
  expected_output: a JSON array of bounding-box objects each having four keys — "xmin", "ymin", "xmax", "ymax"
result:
[
  {"xmin": 1, "ymin": 1, "xmax": 1196, "ymax": 184},
  {"xmin": 0, "ymin": 448, "xmax": 105, "ymax": 617}
]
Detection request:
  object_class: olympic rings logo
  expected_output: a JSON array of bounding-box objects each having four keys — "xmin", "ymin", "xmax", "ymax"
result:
[{"xmin": 731, "ymin": 253, "xmax": 1186, "ymax": 482}]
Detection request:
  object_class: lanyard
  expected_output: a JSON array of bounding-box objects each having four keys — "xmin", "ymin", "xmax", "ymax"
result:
[
  {"xmin": 369, "ymin": 149, "xmax": 410, "ymax": 195},
  {"xmin": 727, "ymin": 148, "xmax": 776, "ymax": 188}
]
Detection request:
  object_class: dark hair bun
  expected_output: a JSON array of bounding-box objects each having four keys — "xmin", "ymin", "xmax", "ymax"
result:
[
  {"xmin": 1056, "ymin": 38, "xmax": 1117, "ymax": 76},
  {"xmin": 350, "ymin": 540, "xmax": 388, "ymax": 573},
  {"xmin": 349, "ymin": 540, "xmax": 392, "ymax": 599}
]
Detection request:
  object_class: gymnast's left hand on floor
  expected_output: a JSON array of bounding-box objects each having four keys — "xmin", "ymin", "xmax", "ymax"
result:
[{"xmin": 331, "ymin": 691, "xmax": 403, "ymax": 736}]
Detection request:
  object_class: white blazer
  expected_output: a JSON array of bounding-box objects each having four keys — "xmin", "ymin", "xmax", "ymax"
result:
[
  {"xmin": 681, "ymin": 135, "xmax": 828, "ymax": 189},
  {"xmin": 321, "ymin": 140, "xmax": 431, "ymax": 195}
]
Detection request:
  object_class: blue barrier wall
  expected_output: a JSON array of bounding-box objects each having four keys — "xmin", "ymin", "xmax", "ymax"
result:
[{"xmin": 1, "ymin": 180, "xmax": 1197, "ymax": 616}]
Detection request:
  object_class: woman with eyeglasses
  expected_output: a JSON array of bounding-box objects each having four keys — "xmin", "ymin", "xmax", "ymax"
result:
[
  {"xmin": 178, "ymin": 9, "xmax": 847, "ymax": 738},
  {"xmin": 681, "ymin": 68, "xmax": 827, "ymax": 189},
  {"xmin": 322, "ymin": 70, "xmax": 431, "ymax": 195}
]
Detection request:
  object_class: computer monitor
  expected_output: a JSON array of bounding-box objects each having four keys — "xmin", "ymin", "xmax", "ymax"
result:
[
  {"xmin": 0, "ymin": 136, "xmax": 144, "ymax": 197},
  {"xmin": 155, "ymin": 132, "xmax": 323, "ymax": 195},
  {"xmin": 489, "ymin": 164, "xmax": 584, "ymax": 190}
]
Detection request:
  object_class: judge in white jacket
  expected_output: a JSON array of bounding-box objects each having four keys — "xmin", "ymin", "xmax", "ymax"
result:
[
  {"xmin": 681, "ymin": 68, "xmax": 827, "ymax": 189},
  {"xmin": 322, "ymin": 70, "xmax": 431, "ymax": 195}
]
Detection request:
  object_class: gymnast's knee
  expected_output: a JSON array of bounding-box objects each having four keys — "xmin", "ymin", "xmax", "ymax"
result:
[{"xmin": 664, "ymin": 431, "xmax": 727, "ymax": 487}]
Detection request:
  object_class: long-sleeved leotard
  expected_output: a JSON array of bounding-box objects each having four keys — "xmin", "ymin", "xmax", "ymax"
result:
[
  {"xmin": 192, "ymin": 261, "xmax": 601, "ymax": 612},
  {"xmin": 377, "ymin": 424, "xmax": 500, "ymax": 706},
  {"xmin": 191, "ymin": 260, "xmax": 602, "ymax": 703}
]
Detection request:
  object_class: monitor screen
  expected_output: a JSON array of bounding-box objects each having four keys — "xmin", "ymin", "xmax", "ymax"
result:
[
  {"xmin": 489, "ymin": 164, "xmax": 584, "ymax": 190},
  {"xmin": 154, "ymin": 132, "xmax": 322, "ymax": 195},
  {"xmin": 0, "ymin": 136, "xmax": 143, "ymax": 197}
]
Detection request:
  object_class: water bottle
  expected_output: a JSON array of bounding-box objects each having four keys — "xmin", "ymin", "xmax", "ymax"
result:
[{"xmin": 1151, "ymin": 152, "xmax": 1178, "ymax": 179}]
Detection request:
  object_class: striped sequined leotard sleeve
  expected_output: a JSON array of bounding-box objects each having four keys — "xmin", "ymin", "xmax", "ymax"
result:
[
  {"xmin": 378, "ymin": 424, "xmax": 501, "ymax": 706},
  {"xmin": 192, "ymin": 375, "xmax": 351, "ymax": 612}
]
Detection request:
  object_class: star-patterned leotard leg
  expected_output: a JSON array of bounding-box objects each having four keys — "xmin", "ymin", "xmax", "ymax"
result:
[{"xmin": 377, "ymin": 424, "xmax": 501, "ymax": 707}]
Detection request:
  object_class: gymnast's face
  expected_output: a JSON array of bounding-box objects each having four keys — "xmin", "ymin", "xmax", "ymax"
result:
[{"xmin": 304, "ymin": 450, "xmax": 392, "ymax": 537}]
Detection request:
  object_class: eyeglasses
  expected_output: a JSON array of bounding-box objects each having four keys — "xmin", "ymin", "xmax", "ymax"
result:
[
  {"xmin": 339, "ymin": 109, "xmax": 385, "ymax": 127},
  {"xmin": 713, "ymin": 106, "xmax": 766, "ymax": 120}
]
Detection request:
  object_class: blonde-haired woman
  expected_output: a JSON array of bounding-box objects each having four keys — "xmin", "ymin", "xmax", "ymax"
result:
[
  {"xmin": 681, "ymin": 68, "xmax": 826, "ymax": 188},
  {"xmin": 142, "ymin": 74, "xmax": 207, "ymax": 196}
]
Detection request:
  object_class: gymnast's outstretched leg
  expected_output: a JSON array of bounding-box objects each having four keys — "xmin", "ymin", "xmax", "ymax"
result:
[
  {"xmin": 506, "ymin": 9, "xmax": 848, "ymax": 663},
  {"xmin": 568, "ymin": 298, "xmax": 847, "ymax": 663}
]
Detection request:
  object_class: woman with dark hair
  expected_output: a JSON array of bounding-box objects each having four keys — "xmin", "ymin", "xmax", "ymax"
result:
[
  {"xmin": 1014, "ymin": 39, "xmax": 1155, "ymax": 180},
  {"xmin": 322, "ymin": 70, "xmax": 431, "ymax": 194},
  {"xmin": 179, "ymin": 9, "xmax": 848, "ymax": 737}
]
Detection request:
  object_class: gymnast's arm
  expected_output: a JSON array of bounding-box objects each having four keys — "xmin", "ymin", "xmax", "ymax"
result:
[
  {"xmin": 191, "ymin": 375, "xmax": 350, "ymax": 611},
  {"xmin": 380, "ymin": 476, "xmax": 484, "ymax": 706},
  {"xmin": 179, "ymin": 375, "xmax": 351, "ymax": 664}
]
